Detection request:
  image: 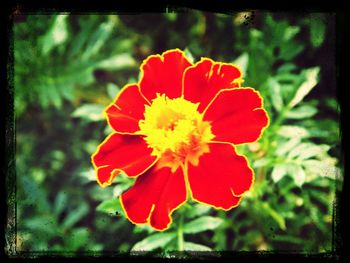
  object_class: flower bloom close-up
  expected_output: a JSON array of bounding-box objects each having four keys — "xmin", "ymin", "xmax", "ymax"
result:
[{"xmin": 91, "ymin": 49, "xmax": 269, "ymax": 231}]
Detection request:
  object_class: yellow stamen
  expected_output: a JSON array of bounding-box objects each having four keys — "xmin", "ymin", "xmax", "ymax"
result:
[{"xmin": 138, "ymin": 94, "xmax": 215, "ymax": 171}]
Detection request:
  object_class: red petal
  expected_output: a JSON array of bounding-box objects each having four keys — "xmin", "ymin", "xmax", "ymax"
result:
[
  {"xmin": 91, "ymin": 134, "xmax": 157, "ymax": 187},
  {"xmin": 120, "ymin": 166, "xmax": 187, "ymax": 231},
  {"xmin": 105, "ymin": 84, "xmax": 149, "ymax": 134},
  {"xmin": 183, "ymin": 58, "xmax": 242, "ymax": 112},
  {"xmin": 187, "ymin": 143, "xmax": 253, "ymax": 210},
  {"xmin": 139, "ymin": 49, "xmax": 192, "ymax": 101},
  {"xmin": 204, "ymin": 88, "xmax": 269, "ymax": 145}
]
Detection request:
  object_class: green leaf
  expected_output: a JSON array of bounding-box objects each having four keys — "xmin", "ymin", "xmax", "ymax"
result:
[
  {"xmin": 310, "ymin": 16, "xmax": 326, "ymax": 48},
  {"xmin": 53, "ymin": 191, "xmax": 68, "ymax": 216},
  {"xmin": 41, "ymin": 14, "xmax": 69, "ymax": 56},
  {"xmin": 183, "ymin": 216, "xmax": 223, "ymax": 234},
  {"xmin": 268, "ymin": 78, "xmax": 283, "ymax": 111},
  {"xmin": 324, "ymin": 98, "xmax": 339, "ymax": 113},
  {"xmin": 46, "ymin": 85, "xmax": 63, "ymax": 109},
  {"xmin": 113, "ymin": 183, "xmax": 131, "ymax": 198},
  {"xmin": 285, "ymin": 105, "xmax": 318, "ymax": 119},
  {"xmin": 71, "ymin": 104, "xmax": 105, "ymax": 122},
  {"xmin": 184, "ymin": 242, "xmax": 212, "ymax": 251},
  {"xmin": 261, "ymin": 203, "xmax": 286, "ymax": 230},
  {"xmin": 107, "ymin": 83, "xmax": 120, "ymax": 100},
  {"xmin": 24, "ymin": 216, "xmax": 59, "ymax": 236},
  {"xmin": 79, "ymin": 169, "xmax": 98, "ymax": 183},
  {"xmin": 233, "ymin": 52, "xmax": 249, "ymax": 76},
  {"xmin": 289, "ymin": 67, "xmax": 320, "ymax": 107},
  {"xmin": 273, "ymin": 235, "xmax": 304, "ymax": 244},
  {"xmin": 164, "ymin": 12, "xmax": 178, "ymax": 22},
  {"xmin": 283, "ymin": 26, "xmax": 300, "ymax": 42},
  {"xmin": 131, "ymin": 232, "xmax": 176, "ymax": 251},
  {"xmin": 95, "ymin": 53, "xmax": 136, "ymax": 71},
  {"xmin": 184, "ymin": 48, "xmax": 195, "ymax": 64},
  {"xmin": 186, "ymin": 203, "xmax": 211, "ymax": 219},
  {"xmin": 64, "ymin": 228, "xmax": 90, "ymax": 251},
  {"xmin": 280, "ymin": 42, "xmax": 304, "ymax": 61},
  {"xmin": 277, "ymin": 63, "xmax": 297, "ymax": 74},
  {"xmin": 81, "ymin": 19, "xmax": 116, "ymax": 60},
  {"xmin": 67, "ymin": 16, "xmax": 97, "ymax": 59},
  {"xmin": 96, "ymin": 199, "xmax": 122, "ymax": 215},
  {"xmin": 62, "ymin": 203, "xmax": 89, "ymax": 229}
]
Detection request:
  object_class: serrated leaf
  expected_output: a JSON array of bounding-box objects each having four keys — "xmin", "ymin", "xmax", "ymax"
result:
[
  {"xmin": 289, "ymin": 67, "xmax": 320, "ymax": 108},
  {"xmin": 96, "ymin": 199, "xmax": 121, "ymax": 215},
  {"xmin": 184, "ymin": 242, "xmax": 212, "ymax": 251},
  {"xmin": 276, "ymin": 137, "xmax": 301, "ymax": 156},
  {"xmin": 288, "ymin": 143, "xmax": 327, "ymax": 160},
  {"xmin": 131, "ymin": 232, "xmax": 176, "ymax": 252},
  {"xmin": 107, "ymin": 83, "xmax": 120, "ymax": 99},
  {"xmin": 303, "ymin": 159, "xmax": 339, "ymax": 179},
  {"xmin": 233, "ymin": 52, "xmax": 249, "ymax": 76},
  {"xmin": 271, "ymin": 163, "xmax": 288, "ymax": 183},
  {"xmin": 268, "ymin": 78, "xmax": 283, "ymax": 111},
  {"xmin": 183, "ymin": 216, "xmax": 223, "ymax": 234},
  {"xmin": 285, "ymin": 105, "xmax": 318, "ymax": 119},
  {"xmin": 277, "ymin": 125, "xmax": 309, "ymax": 138},
  {"xmin": 293, "ymin": 166, "xmax": 306, "ymax": 187},
  {"xmin": 62, "ymin": 203, "xmax": 89, "ymax": 229},
  {"xmin": 72, "ymin": 104, "xmax": 105, "ymax": 122},
  {"xmin": 298, "ymin": 144, "xmax": 330, "ymax": 160}
]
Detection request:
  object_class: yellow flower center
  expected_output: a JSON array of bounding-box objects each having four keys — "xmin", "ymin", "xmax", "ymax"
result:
[{"xmin": 138, "ymin": 94, "xmax": 215, "ymax": 172}]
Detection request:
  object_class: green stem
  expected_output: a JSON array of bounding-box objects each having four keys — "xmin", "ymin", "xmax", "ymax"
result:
[{"xmin": 177, "ymin": 212, "xmax": 184, "ymax": 251}]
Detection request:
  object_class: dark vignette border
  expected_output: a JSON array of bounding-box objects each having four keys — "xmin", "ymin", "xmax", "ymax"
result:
[{"xmin": 3, "ymin": 0, "xmax": 347, "ymax": 261}]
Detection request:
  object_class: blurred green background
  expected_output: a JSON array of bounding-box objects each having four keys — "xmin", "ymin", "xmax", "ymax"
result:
[{"xmin": 9, "ymin": 11, "xmax": 342, "ymax": 255}]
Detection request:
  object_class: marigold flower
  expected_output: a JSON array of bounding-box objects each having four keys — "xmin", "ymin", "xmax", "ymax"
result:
[{"xmin": 91, "ymin": 49, "xmax": 269, "ymax": 231}]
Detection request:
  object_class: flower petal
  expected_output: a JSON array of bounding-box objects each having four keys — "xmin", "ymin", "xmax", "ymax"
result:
[
  {"xmin": 91, "ymin": 133, "xmax": 157, "ymax": 187},
  {"xmin": 139, "ymin": 49, "xmax": 192, "ymax": 102},
  {"xmin": 105, "ymin": 84, "xmax": 149, "ymax": 134},
  {"xmin": 204, "ymin": 88, "xmax": 269, "ymax": 145},
  {"xmin": 183, "ymin": 58, "xmax": 242, "ymax": 112},
  {"xmin": 120, "ymin": 166, "xmax": 187, "ymax": 231},
  {"xmin": 187, "ymin": 143, "xmax": 253, "ymax": 210}
]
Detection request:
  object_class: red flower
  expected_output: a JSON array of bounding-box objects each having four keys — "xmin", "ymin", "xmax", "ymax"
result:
[{"xmin": 91, "ymin": 49, "xmax": 269, "ymax": 231}]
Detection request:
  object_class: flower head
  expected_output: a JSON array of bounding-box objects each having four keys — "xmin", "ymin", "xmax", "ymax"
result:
[{"xmin": 91, "ymin": 49, "xmax": 269, "ymax": 231}]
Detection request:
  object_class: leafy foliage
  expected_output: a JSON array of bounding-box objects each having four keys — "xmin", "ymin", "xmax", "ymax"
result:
[{"xmin": 12, "ymin": 12, "xmax": 341, "ymax": 255}]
